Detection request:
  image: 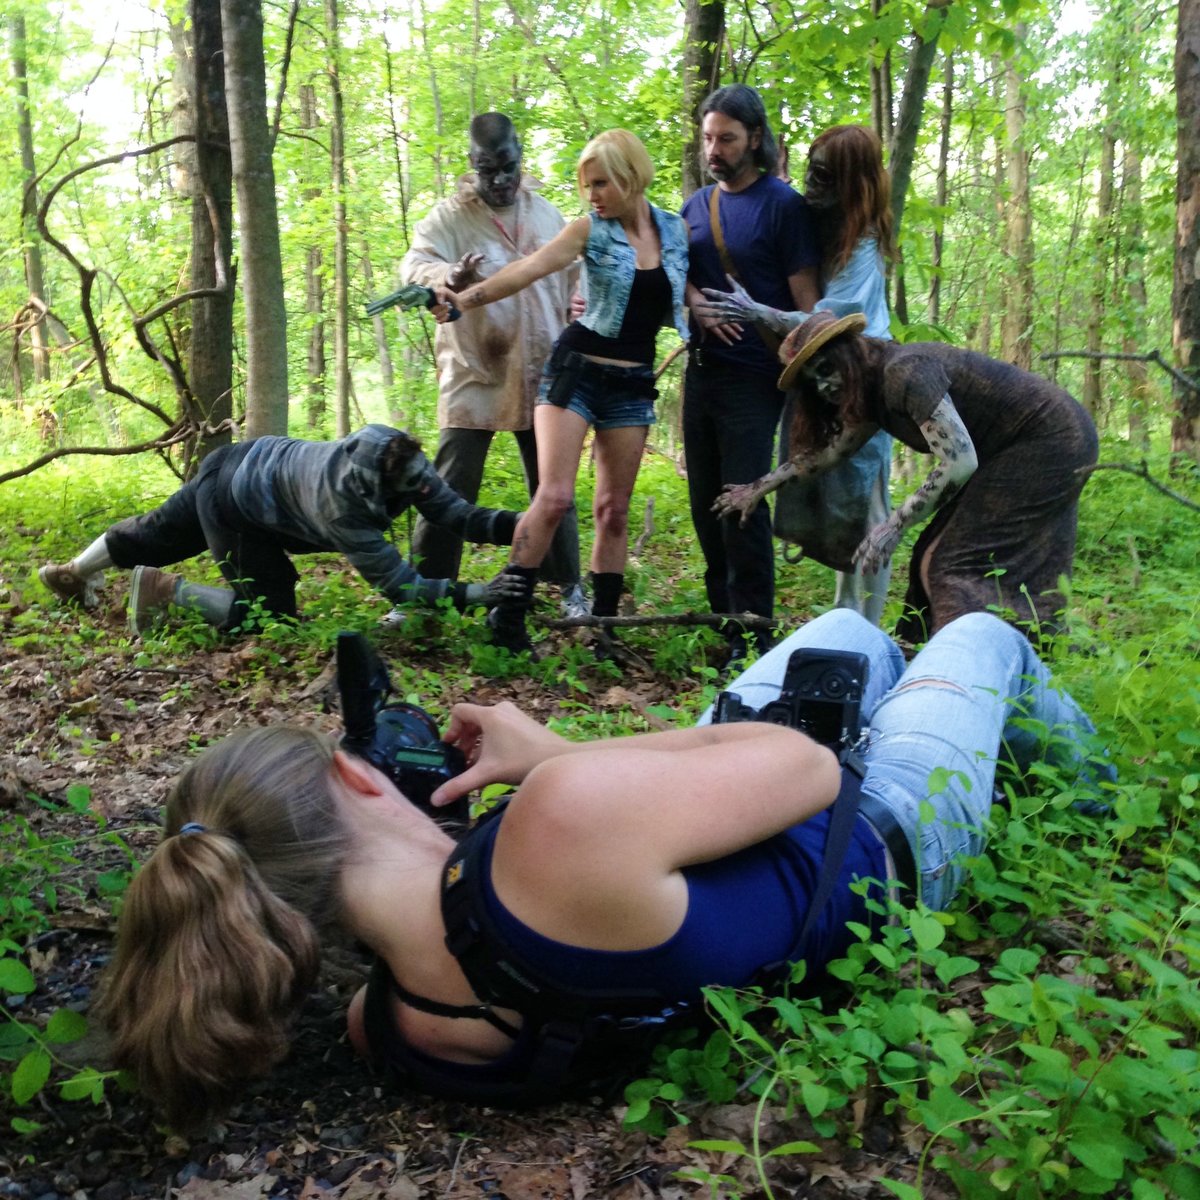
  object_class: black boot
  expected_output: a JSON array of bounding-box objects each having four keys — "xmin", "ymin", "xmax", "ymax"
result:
[
  {"xmin": 486, "ymin": 564, "xmax": 538, "ymax": 655},
  {"xmin": 591, "ymin": 572, "xmax": 644, "ymax": 667}
]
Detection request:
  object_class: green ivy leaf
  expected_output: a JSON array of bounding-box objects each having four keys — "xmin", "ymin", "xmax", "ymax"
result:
[
  {"xmin": 10, "ymin": 1116, "xmax": 43, "ymax": 1136},
  {"xmin": 11, "ymin": 1047, "xmax": 51, "ymax": 1104},
  {"xmin": 687, "ymin": 1138, "xmax": 748, "ymax": 1155},
  {"xmin": 0, "ymin": 958, "xmax": 35, "ymax": 994},
  {"xmin": 46, "ymin": 1008, "xmax": 88, "ymax": 1044}
]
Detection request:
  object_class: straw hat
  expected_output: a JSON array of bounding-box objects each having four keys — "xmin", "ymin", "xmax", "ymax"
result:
[{"xmin": 777, "ymin": 311, "xmax": 868, "ymax": 391}]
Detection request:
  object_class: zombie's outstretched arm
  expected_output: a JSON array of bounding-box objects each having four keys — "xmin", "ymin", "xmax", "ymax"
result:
[
  {"xmin": 713, "ymin": 421, "xmax": 878, "ymax": 525},
  {"xmin": 853, "ymin": 397, "xmax": 978, "ymax": 574},
  {"xmin": 693, "ymin": 275, "xmax": 807, "ymax": 340}
]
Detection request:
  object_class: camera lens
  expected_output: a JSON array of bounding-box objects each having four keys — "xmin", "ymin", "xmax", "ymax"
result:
[{"xmin": 821, "ymin": 670, "xmax": 847, "ymax": 698}]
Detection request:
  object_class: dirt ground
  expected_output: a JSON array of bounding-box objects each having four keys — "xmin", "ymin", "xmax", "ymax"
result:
[{"xmin": 0, "ymin": 593, "xmax": 932, "ymax": 1200}]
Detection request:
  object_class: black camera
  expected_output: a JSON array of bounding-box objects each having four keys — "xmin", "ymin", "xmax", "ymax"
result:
[
  {"xmin": 336, "ymin": 632, "xmax": 469, "ymax": 833},
  {"xmin": 713, "ymin": 647, "xmax": 869, "ymax": 750}
]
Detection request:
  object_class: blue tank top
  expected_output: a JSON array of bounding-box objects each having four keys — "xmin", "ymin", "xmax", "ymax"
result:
[{"xmin": 477, "ymin": 807, "xmax": 889, "ymax": 1002}]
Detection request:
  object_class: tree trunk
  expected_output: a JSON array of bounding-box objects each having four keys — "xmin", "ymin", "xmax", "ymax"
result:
[
  {"xmin": 220, "ymin": 0, "xmax": 289, "ymax": 436},
  {"xmin": 326, "ymin": 0, "xmax": 351, "ymax": 437},
  {"xmin": 1121, "ymin": 143, "xmax": 1153, "ymax": 450},
  {"xmin": 930, "ymin": 50, "xmax": 953, "ymax": 326},
  {"xmin": 1083, "ymin": 124, "xmax": 1116, "ymax": 420},
  {"xmin": 888, "ymin": 0, "xmax": 949, "ymax": 239},
  {"xmin": 300, "ymin": 83, "xmax": 326, "ymax": 429},
  {"xmin": 361, "ymin": 245, "xmax": 398, "ymax": 422},
  {"xmin": 9, "ymin": 15, "xmax": 50, "ymax": 391},
  {"xmin": 190, "ymin": 0, "xmax": 235, "ymax": 457},
  {"xmin": 681, "ymin": 0, "xmax": 724, "ymax": 200},
  {"xmin": 1173, "ymin": 0, "xmax": 1200, "ymax": 465},
  {"xmin": 1001, "ymin": 30, "xmax": 1033, "ymax": 369}
]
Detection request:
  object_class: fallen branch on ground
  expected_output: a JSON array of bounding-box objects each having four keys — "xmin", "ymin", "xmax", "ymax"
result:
[{"xmin": 538, "ymin": 610, "xmax": 778, "ymax": 631}]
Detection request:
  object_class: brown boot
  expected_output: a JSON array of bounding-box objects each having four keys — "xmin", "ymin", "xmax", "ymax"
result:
[{"xmin": 128, "ymin": 566, "xmax": 183, "ymax": 636}]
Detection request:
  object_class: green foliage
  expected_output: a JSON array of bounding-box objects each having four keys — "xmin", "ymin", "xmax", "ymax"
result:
[{"xmin": 0, "ymin": 784, "xmax": 132, "ymax": 1132}]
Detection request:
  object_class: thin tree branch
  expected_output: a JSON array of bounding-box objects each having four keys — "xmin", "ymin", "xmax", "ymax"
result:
[
  {"xmin": 270, "ymin": 0, "xmax": 303, "ymax": 151},
  {"xmin": 1040, "ymin": 348, "xmax": 1200, "ymax": 395},
  {"xmin": 0, "ymin": 422, "xmax": 234, "ymax": 488},
  {"xmin": 503, "ymin": 0, "xmax": 591, "ymax": 132},
  {"xmin": 1076, "ymin": 460, "xmax": 1200, "ymax": 513}
]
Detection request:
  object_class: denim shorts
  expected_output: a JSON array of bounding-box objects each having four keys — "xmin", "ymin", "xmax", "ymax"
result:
[{"xmin": 537, "ymin": 351, "xmax": 657, "ymax": 430}]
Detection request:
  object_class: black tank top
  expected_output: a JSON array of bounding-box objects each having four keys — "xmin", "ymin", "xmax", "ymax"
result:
[{"xmin": 557, "ymin": 266, "xmax": 670, "ymax": 365}]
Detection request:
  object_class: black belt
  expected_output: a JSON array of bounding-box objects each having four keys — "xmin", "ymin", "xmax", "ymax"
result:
[{"xmin": 857, "ymin": 792, "xmax": 917, "ymax": 896}]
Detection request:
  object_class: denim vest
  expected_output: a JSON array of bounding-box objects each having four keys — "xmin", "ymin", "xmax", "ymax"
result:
[{"xmin": 578, "ymin": 204, "xmax": 689, "ymax": 342}]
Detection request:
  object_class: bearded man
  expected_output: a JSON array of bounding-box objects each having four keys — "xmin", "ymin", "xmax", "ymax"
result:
[{"xmin": 680, "ymin": 85, "xmax": 820, "ymax": 667}]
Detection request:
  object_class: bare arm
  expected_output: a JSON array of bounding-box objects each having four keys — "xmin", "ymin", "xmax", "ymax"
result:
[
  {"xmin": 854, "ymin": 396, "xmax": 978, "ymax": 574},
  {"xmin": 442, "ymin": 217, "xmax": 589, "ymax": 313},
  {"xmin": 713, "ymin": 419, "xmax": 879, "ymax": 525},
  {"xmin": 431, "ymin": 700, "xmax": 805, "ymax": 806},
  {"xmin": 787, "ymin": 265, "xmax": 820, "ymax": 313}
]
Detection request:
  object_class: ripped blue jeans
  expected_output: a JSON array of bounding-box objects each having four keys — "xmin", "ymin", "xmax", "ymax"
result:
[{"xmin": 700, "ymin": 609, "xmax": 1110, "ymax": 910}]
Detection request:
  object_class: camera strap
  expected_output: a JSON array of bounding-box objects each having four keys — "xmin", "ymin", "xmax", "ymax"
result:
[{"xmin": 793, "ymin": 748, "xmax": 867, "ymax": 951}]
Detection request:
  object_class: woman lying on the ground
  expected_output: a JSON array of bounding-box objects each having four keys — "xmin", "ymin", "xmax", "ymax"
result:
[{"xmin": 97, "ymin": 609, "xmax": 1111, "ymax": 1130}]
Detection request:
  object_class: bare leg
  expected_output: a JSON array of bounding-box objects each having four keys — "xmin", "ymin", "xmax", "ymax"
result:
[
  {"xmin": 509, "ymin": 405, "xmax": 590, "ymax": 569},
  {"xmin": 590, "ymin": 424, "xmax": 649, "ymax": 574}
]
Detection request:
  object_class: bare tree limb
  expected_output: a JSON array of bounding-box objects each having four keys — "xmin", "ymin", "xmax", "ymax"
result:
[
  {"xmin": 503, "ymin": 0, "xmax": 591, "ymax": 132},
  {"xmin": 1076, "ymin": 459, "xmax": 1200, "ymax": 512},
  {"xmin": 270, "ymin": 0, "xmax": 303, "ymax": 151},
  {"xmin": 0, "ymin": 420, "xmax": 235, "ymax": 487},
  {"xmin": 1041, "ymin": 347, "xmax": 1200, "ymax": 395}
]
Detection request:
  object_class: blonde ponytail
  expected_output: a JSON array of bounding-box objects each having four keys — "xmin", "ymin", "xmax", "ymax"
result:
[{"xmin": 97, "ymin": 727, "xmax": 348, "ymax": 1131}]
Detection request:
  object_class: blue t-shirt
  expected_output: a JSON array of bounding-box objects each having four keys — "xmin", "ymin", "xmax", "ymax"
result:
[{"xmin": 682, "ymin": 174, "xmax": 820, "ymax": 375}]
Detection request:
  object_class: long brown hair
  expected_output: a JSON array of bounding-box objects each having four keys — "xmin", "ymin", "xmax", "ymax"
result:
[
  {"xmin": 96, "ymin": 727, "xmax": 348, "ymax": 1132},
  {"xmin": 808, "ymin": 125, "xmax": 895, "ymax": 276},
  {"xmin": 786, "ymin": 333, "xmax": 874, "ymax": 452}
]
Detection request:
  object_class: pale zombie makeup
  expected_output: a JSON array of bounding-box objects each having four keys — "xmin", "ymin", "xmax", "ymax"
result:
[
  {"xmin": 471, "ymin": 138, "xmax": 522, "ymax": 209},
  {"xmin": 799, "ymin": 355, "xmax": 843, "ymax": 403}
]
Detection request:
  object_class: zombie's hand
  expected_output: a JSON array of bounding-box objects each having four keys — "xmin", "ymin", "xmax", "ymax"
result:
[
  {"xmin": 465, "ymin": 568, "xmax": 533, "ymax": 607},
  {"xmin": 695, "ymin": 276, "xmax": 796, "ymax": 338},
  {"xmin": 712, "ymin": 478, "xmax": 770, "ymax": 525},
  {"xmin": 853, "ymin": 520, "xmax": 903, "ymax": 575},
  {"xmin": 446, "ymin": 251, "xmax": 485, "ymax": 290},
  {"xmin": 569, "ymin": 291, "xmax": 586, "ymax": 320}
]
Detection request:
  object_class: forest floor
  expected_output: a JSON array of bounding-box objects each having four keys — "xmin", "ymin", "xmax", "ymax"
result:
[{"xmin": 0, "ymin": 580, "xmax": 940, "ymax": 1200}]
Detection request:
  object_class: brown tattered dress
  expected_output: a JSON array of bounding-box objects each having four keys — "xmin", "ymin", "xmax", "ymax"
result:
[{"xmin": 866, "ymin": 342, "xmax": 1098, "ymax": 644}]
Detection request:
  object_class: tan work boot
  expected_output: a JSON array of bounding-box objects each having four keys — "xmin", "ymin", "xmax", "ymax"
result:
[
  {"xmin": 39, "ymin": 562, "xmax": 102, "ymax": 610},
  {"xmin": 128, "ymin": 566, "xmax": 182, "ymax": 636}
]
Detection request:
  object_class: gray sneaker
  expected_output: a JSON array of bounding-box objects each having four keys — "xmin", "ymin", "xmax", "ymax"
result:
[
  {"xmin": 128, "ymin": 566, "xmax": 182, "ymax": 635},
  {"xmin": 560, "ymin": 582, "xmax": 591, "ymax": 621},
  {"xmin": 39, "ymin": 562, "xmax": 101, "ymax": 609},
  {"xmin": 379, "ymin": 605, "xmax": 409, "ymax": 630}
]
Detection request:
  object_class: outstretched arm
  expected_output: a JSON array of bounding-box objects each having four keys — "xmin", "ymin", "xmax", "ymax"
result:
[
  {"xmin": 853, "ymin": 397, "xmax": 977, "ymax": 574},
  {"xmin": 713, "ymin": 420, "xmax": 879, "ymax": 525},
  {"xmin": 693, "ymin": 275, "xmax": 806, "ymax": 339},
  {"xmin": 437, "ymin": 217, "xmax": 589, "ymax": 316}
]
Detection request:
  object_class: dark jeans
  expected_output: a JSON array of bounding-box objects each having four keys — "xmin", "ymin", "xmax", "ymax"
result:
[
  {"xmin": 682, "ymin": 357, "xmax": 784, "ymax": 622},
  {"xmin": 411, "ymin": 425, "xmax": 581, "ymax": 586},
  {"xmin": 105, "ymin": 444, "xmax": 306, "ymax": 627}
]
